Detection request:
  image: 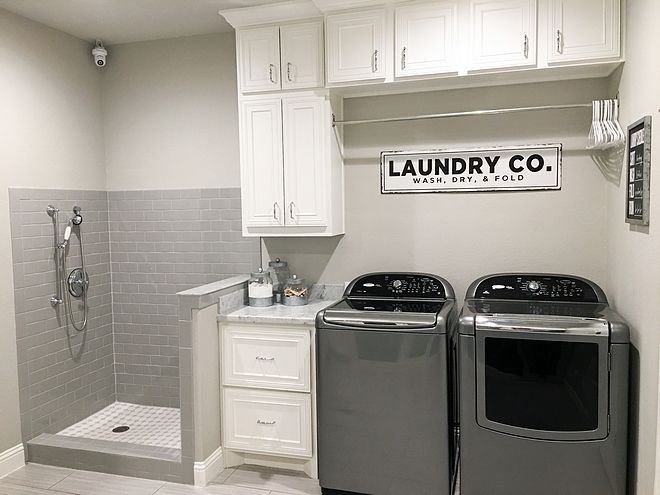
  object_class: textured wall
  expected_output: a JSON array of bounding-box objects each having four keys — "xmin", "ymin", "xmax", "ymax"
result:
[
  {"xmin": 9, "ymin": 189, "xmax": 114, "ymax": 441},
  {"xmin": 109, "ymin": 188, "xmax": 260, "ymax": 407}
]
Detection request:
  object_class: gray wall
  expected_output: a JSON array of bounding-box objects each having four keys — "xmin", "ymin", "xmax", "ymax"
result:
[
  {"xmin": 605, "ymin": 0, "xmax": 660, "ymax": 491},
  {"xmin": 0, "ymin": 8, "xmax": 107, "ymax": 453},
  {"xmin": 10, "ymin": 189, "xmax": 114, "ymax": 441},
  {"xmin": 109, "ymin": 188, "xmax": 259, "ymax": 407}
]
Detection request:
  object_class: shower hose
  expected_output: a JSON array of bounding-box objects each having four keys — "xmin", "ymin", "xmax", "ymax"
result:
[{"xmin": 59, "ymin": 227, "xmax": 88, "ymax": 332}]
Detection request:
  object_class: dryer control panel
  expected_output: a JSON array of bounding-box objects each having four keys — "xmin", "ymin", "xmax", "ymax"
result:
[{"xmin": 472, "ymin": 274, "xmax": 605, "ymax": 303}]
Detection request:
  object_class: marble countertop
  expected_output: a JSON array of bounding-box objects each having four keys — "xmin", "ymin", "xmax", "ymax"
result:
[{"xmin": 217, "ymin": 298, "xmax": 339, "ymax": 326}]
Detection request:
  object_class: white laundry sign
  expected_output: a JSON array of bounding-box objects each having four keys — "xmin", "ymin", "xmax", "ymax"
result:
[{"xmin": 380, "ymin": 144, "xmax": 562, "ymax": 193}]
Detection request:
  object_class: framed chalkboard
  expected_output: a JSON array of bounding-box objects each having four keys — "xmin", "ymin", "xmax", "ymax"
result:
[{"xmin": 626, "ymin": 116, "xmax": 652, "ymax": 225}]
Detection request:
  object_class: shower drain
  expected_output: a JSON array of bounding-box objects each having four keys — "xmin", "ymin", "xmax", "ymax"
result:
[{"xmin": 112, "ymin": 425, "xmax": 130, "ymax": 433}]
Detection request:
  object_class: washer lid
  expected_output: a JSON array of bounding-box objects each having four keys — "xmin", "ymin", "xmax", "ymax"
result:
[{"xmin": 321, "ymin": 299, "xmax": 444, "ymax": 329}]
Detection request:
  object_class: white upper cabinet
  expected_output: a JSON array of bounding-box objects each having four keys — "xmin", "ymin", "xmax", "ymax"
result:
[
  {"xmin": 469, "ymin": 0, "xmax": 537, "ymax": 70},
  {"xmin": 326, "ymin": 9, "xmax": 386, "ymax": 84},
  {"xmin": 281, "ymin": 22, "xmax": 325, "ymax": 89},
  {"xmin": 547, "ymin": 0, "xmax": 620, "ymax": 64},
  {"xmin": 239, "ymin": 92, "xmax": 344, "ymax": 237},
  {"xmin": 282, "ymin": 95, "xmax": 327, "ymax": 227},
  {"xmin": 238, "ymin": 27, "xmax": 281, "ymax": 93},
  {"xmin": 240, "ymin": 98, "xmax": 285, "ymax": 227},
  {"xmin": 395, "ymin": 2, "xmax": 458, "ymax": 77},
  {"xmin": 238, "ymin": 21, "xmax": 324, "ymax": 93}
]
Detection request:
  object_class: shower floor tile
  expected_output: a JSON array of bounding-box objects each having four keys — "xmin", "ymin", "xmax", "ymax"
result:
[{"xmin": 58, "ymin": 402, "xmax": 180, "ymax": 450}]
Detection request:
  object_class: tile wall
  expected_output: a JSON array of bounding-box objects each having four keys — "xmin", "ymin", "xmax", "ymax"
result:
[
  {"xmin": 9, "ymin": 189, "xmax": 114, "ymax": 441},
  {"xmin": 108, "ymin": 188, "xmax": 259, "ymax": 407},
  {"xmin": 10, "ymin": 187, "xmax": 260, "ymax": 438}
]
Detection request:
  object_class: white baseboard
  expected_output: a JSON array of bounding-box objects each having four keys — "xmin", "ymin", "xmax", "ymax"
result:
[
  {"xmin": 194, "ymin": 446, "xmax": 224, "ymax": 487},
  {"xmin": 0, "ymin": 444, "xmax": 25, "ymax": 478}
]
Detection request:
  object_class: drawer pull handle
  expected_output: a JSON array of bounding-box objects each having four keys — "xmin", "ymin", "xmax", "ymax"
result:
[
  {"xmin": 257, "ymin": 419, "xmax": 277, "ymax": 425},
  {"xmin": 256, "ymin": 356, "xmax": 275, "ymax": 361}
]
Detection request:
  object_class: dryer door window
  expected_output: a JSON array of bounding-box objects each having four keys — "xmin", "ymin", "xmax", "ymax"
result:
[{"xmin": 475, "ymin": 320, "xmax": 610, "ymax": 441}]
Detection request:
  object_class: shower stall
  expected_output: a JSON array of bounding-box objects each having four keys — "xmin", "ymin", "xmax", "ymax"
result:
[{"xmin": 9, "ymin": 187, "xmax": 260, "ymax": 482}]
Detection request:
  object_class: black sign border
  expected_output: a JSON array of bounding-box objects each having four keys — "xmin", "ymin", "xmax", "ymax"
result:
[
  {"xmin": 625, "ymin": 116, "xmax": 652, "ymax": 226},
  {"xmin": 379, "ymin": 144, "xmax": 563, "ymax": 194}
]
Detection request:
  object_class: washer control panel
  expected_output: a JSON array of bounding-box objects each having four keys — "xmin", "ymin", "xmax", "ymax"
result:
[
  {"xmin": 347, "ymin": 273, "xmax": 449, "ymax": 299},
  {"xmin": 472, "ymin": 275, "xmax": 604, "ymax": 303}
]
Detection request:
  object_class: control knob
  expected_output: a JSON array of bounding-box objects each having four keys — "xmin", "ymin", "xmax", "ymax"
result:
[
  {"xmin": 528, "ymin": 281, "xmax": 541, "ymax": 292},
  {"xmin": 392, "ymin": 280, "xmax": 403, "ymax": 289}
]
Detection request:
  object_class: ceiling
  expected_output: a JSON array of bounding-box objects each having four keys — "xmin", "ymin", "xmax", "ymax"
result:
[{"xmin": 0, "ymin": 0, "xmax": 283, "ymax": 45}]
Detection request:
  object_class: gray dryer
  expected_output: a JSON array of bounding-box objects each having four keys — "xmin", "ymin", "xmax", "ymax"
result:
[{"xmin": 457, "ymin": 273, "xmax": 629, "ymax": 495}]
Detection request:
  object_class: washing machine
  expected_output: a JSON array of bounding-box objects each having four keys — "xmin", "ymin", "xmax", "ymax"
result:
[
  {"xmin": 457, "ymin": 273, "xmax": 629, "ymax": 495},
  {"xmin": 316, "ymin": 272, "xmax": 458, "ymax": 495}
]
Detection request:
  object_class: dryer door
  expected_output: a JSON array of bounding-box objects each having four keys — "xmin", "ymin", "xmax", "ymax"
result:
[{"xmin": 475, "ymin": 315, "xmax": 610, "ymax": 441}]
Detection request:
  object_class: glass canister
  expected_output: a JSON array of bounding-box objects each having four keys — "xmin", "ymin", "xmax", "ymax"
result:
[
  {"xmin": 267, "ymin": 258, "xmax": 291, "ymax": 303},
  {"xmin": 248, "ymin": 268, "xmax": 273, "ymax": 307},
  {"xmin": 282, "ymin": 274, "xmax": 308, "ymax": 306}
]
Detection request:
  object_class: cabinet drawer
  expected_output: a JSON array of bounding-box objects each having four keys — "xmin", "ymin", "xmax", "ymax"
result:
[
  {"xmin": 223, "ymin": 326, "xmax": 311, "ymax": 392},
  {"xmin": 223, "ymin": 388, "xmax": 312, "ymax": 458}
]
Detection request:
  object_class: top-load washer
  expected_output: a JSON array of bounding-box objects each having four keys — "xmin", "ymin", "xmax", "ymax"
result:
[
  {"xmin": 457, "ymin": 273, "xmax": 629, "ymax": 495},
  {"xmin": 316, "ymin": 272, "xmax": 457, "ymax": 495}
]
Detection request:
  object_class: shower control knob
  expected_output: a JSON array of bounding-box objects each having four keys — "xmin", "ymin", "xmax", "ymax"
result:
[{"xmin": 528, "ymin": 280, "xmax": 540, "ymax": 292}]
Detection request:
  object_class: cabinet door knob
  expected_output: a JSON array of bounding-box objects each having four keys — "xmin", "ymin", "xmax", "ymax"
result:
[
  {"xmin": 269, "ymin": 63, "xmax": 277, "ymax": 83},
  {"xmin": 523, "ymin": 35, "xmax": 529, "ymax": 58},
  {"xmin": 401, "ymin": 47, "xmax": 407, "ymax": 70},
  {"xmin": 287, "ymin": 62, "xmax": 293, "ymax": 82},
  {"xmin": 289, "ymin": 202, "xmax": 296, "ymax": 220},
  {"xmin": 556, "ymin": 30, "xmax": 563, "ymax": 54},
  {"xmin": 372, "ymin": 49, "xmax": 379, "ymax": 73}
]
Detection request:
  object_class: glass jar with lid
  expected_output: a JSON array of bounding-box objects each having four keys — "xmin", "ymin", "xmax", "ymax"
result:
[
  {"xmin": 282, "ymin": 274, "xmax": 308, "ymax": 306},
  {"xmin": 248, "ymin": 268, "xmax": 273, "ymax": 307},
  {"xmin": 267, "ymin": 258, "xmax": 290, "ymax": 304}
]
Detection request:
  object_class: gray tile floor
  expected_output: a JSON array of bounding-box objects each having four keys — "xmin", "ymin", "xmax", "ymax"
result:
[{"xmin": 0, "ymin": 463, "xmax": 321, "ymax": 495}]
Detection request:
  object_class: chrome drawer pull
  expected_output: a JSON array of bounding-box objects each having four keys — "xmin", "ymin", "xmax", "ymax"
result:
[
  {"xmin": 523, "ymin": 35, "xmax": 529, "ymax": 58},
  {"xmin": 256, "ymin": 356, "xmax": 275, "ymax": 361},
  {"xmin": 257, "ymin": 419, "xmax": 277, "ymax": 425}
]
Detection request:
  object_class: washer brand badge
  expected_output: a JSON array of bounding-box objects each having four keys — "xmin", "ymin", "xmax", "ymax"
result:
[{"xmin": 380, "ymin": 144, "xmax": 562, "ymax": 193}]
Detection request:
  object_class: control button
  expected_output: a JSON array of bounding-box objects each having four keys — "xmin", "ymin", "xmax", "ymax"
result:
[
  {"xmin": 392, "ymin": 280, "xmax": 403, "ymax": 289},
  {"xmin": 528, "ymin": 281, "xmax": 540, "ymax": 292}
]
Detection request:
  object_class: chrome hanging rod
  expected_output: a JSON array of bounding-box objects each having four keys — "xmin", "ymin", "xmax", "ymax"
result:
[{"xmin": 332, "ymin": 103, "xmax": 594, "ymax": 127}]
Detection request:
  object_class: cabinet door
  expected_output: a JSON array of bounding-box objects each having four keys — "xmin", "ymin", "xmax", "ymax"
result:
[
  {"xmin": 280, "ymin": 22, "xmax": 324, "ymax": 90},
  {"xmin": 548, "ymin": 0, "xmax": 620, "ymax": 63},
  {"xmin": 326, "ymin": 10, "xmax": 386, "ymax": 83},
  {"xmin": 240, "ymin": 99, "xmax": 284, "ymax": 227},
  {"xmin": 238, "ymin": 27, "xmax": 281, "ymax": 93},
  {"xmin": 469, "ymin": 0, "xmax": 537, "ymax": 70},
  {"xmin": 395, "ymin": 2, "xmax": 458, "ymax": 77},
  {"xmin": 282, "ymin": 95, "xmax": 328, "ymax": 227}
]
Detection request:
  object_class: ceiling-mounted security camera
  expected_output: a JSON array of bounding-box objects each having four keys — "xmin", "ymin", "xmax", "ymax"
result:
[{"xmin": 92, "ymin": 40, "xmax": 107, "ymax": 68}]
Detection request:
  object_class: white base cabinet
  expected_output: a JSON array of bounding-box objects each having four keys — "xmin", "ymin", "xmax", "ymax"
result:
[
  {"xmin": 239, "ymin": 91, "xmax": 344, "ymax": 237},
  {"xmin": 221, "ymin": 323, "xmax": 318, "ymax": 477}
]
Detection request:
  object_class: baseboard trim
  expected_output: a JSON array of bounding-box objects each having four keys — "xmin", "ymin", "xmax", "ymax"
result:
[
  {"xmin": 0, "ymin": 444, "xmax": 25, "ymax": 478},
  {"xmin": 194, "ymin": 446, "xmax": 224, "ymax": 487}
]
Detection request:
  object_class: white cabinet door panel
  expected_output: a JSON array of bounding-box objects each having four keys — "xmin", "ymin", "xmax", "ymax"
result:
[
  {"xmin": 240, "ymin": 99, "xmax": 284, "ymax": 227},
  {"xmin": 396, "ymin": 2, "xmax": 458, "ymax": 77},
  {"xmin": 470, "ymin": 0, "xmax": 537, "ymax": 70},
  {"xmin": 326, "ymin": 10, "xmax": 386, "ymax": 83},
  {"xmin": 282, "ymin": 95, "xmax": 328, "ymax": 227},
  {"xmin": 238, "ymin": 27, "xmax": 281, "ymax": 93},
  {"xmin": 223, "ymin": 326, "xmax": 311, "ymax": 392},
  {"xmin": 548, "ymin": 0, "xmax": 619, "ymax": 63},
  {"xmin": 281, "ymin": 22, "xmax": 324, "ymax": 89},
  {"xmin": 223, "ymin": 388, "xmax": 312, "ymax": 458}
]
